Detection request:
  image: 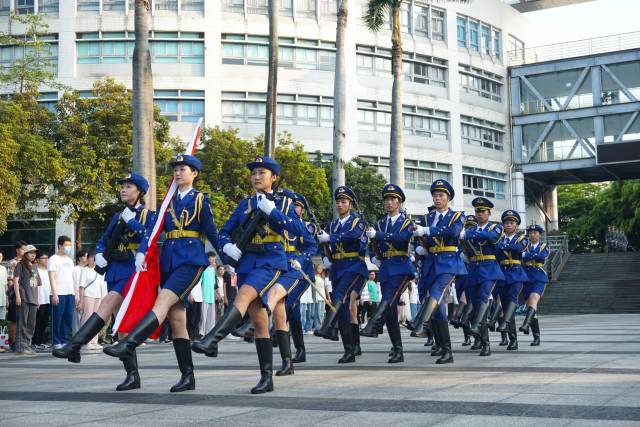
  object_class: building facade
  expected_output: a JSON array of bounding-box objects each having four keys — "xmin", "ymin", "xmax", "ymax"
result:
[{"xmin": 0, "ymin": 0, "xmax": 534, "ymax": 252}]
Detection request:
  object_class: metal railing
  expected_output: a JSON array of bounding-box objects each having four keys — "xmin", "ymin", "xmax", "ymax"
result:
[
  {"xmin": 544, "ymin": 234, "xmax": 570, "ymax": 281},
  {"xmin": 508, "ymin": 31, "xmax": 640, "ymax": 66}
]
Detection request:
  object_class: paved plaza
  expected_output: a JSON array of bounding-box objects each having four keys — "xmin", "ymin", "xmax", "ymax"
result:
[{"xmin": 1, "ymin": 313, "xmax": 639, "ymax": 426}]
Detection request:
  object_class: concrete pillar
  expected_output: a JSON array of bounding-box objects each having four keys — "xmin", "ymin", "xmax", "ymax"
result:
[
  {"xmin": 544, "ymin": 186, "xmax": 559, "ymax": 231},
  {"xmin": 512, "ymin": 170, "xmax": 527, "ymax": 228}
]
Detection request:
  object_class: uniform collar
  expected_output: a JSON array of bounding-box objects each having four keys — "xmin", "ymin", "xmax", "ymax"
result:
[{"xmin": 178, "ymin": 187, "xmax": 193, "ymax": 200}]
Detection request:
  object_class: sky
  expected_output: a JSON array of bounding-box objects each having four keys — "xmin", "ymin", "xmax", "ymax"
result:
[{"xmin": 523, "ymin": 0, "xmax": 640, "ymax": 47}]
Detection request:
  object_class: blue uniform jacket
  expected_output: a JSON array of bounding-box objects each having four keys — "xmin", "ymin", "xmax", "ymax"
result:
[
  {"xmin": 137, "ymin": 190, "xmax": 220, "ymax": 273},
  {"xmin": 416, "ymin": 209, "xmax": 467, "ymax": 276},
  {"xmin": 325, "ymin": 212, "xmax": 368, "ymax": 282},
  {"xmin": 496, "ymin": 233, "xmax": 529, "ymax": 283},
  {"xmin": 463, "ymin": 221, "xmax": 505, "ymax": 282},
  {"xmin": 523, "ymin": 241, "xmax": 550, "ymax": 284},
  {"xmin": 219, "ymin": 192, "xmax": 305, "ymax": 275},
  {"xmin": 299, "ymin": 221, "xmax": 318, "ymax": 281},
  {"xmin": 96, "ymin": 208, "xmax": 156, "ymax": 283},
  {"xmin": 372, "ymin": 214, "xmax": 416, "ymax": 282}
]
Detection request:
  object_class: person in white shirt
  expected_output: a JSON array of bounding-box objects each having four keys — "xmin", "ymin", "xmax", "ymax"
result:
[
  {"xmin": 78, "ymin": 254, "xmax": 106, "ymax": 350},
  {"xmin": 34, "ymin": 252, "xmax": 52, "ymax": 349},
  {"xmin": 409, "ymin": 280, "xmax": 419, "ymax": 322},
  {"xmin": 299, "ymin": 281, "xmax": 314, "ymax": 333},
  {"xmin": 72, "ymin": 251, "xmax": 88, "ymax": 335},
  {"xmin": 0, "ymin": 250, "xmax": 7, "ymax": 321},
  {"xmin": 48, "ymin": 236, "xmax": 78, "ymax": 349}
]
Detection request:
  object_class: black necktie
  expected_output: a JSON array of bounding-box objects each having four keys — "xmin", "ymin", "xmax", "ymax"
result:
[
  {"xmin": 436, "ymin": 213, "xmax": 443, "ymax": 226},
  {"xmin": 386, "ymin": 218, "xmax": 391, "ymax": 231}
]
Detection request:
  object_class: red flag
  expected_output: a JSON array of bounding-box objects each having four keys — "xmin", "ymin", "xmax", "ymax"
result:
[{"xmin": 112, "ymin": 118, "xmax": 203, "ymax": 337}]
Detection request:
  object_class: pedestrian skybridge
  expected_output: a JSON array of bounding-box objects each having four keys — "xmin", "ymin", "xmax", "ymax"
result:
[{"xmin": 509, "ymin": 40, "xmax": 640, "ymax": 190}]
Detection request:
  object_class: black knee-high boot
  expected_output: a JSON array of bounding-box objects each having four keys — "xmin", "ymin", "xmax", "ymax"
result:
[
  {"xmin": 170, "ymin": 338, "xmax": 195, "ymax": 392},
  {"xmin": 469, "ymin": 301, "xmax": 490, "ymax": 337},
  {"xmin": 479, "ymin": 310, "xmax": 491, "ymax": 357},
  {"xmin": 410, "ymin": 297, "xmax": 439, "ymax": 338},
  {"xmin": 430, "ymin": 319, "xmax": 443, "ymax": 356},
  {"xmin": 314, "ymin": 300, "xmax": 343, "ymax": 340},
  {"xmin": 251, "ymin": 338, "xmax": 274, "ymax": 394},
  {"xmin": 387, "ymin": 320, "xmax": 404, "ymax": 364},
  {"xmin": 290, "ymin": 319, "xmax": 306, "ymax": 363},
  {"xmin": 275, "ymin": 330, "xmax": 294, "ymax": 376},
  {"xmin": 360, "ymin": 300, "xmax": 389, "ymax": 337},
  {"xmin": 457, "ymin": 301, "xmax": 473, "ymax": 329},
  {"xmin": 116, "ymin": 349, "xmax": 141, "ymax": 391},
  {"xmin": 519, "ymin": 306, "xmax": 536, "ymax": 335},
  {"xmin": 450, "ymin": 302, "xmax": 466, "ymax": 327},
  {"xmin": 488, "ymin": 301, "xmax": 501, "ymax": 332},
  {"xmin": 53, "ymin": 313, "xmax": 105, "ymax": 363},
  {"xmin": 462, "ymin": 326, "xmax": 472, "ymax": 346},
  {"xmin": 507, "ymin": 311, "xmax": 519, "ymax": 350},
  {"xmin": 338, "ymin": 322, "xmax": 355, "ymax": 364},
  {"xmin": 530, "ymin": 317, "xmax": 541, "ymax": 346},
  {"xmin": 352, "ymin": 324, "xmax": 362, "ymax": 356},
  {"xmin": 192, "ymin": 305, "xmax": 243, "ymax": 356},
  {"xmin": 104, "ymin": 311, "xmax": 159, "ymax": 360},
  {"xmin": 497, "ymin": 301, "xmax": 517, "ymax": 332},
  {"xmin": 435, "ymin": 320, "xmax": 453, "ymax": 364}
]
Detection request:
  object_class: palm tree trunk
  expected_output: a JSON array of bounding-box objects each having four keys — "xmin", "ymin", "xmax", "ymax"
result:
[
  {"xmin": 333, "ymin": 0, "xmax": 348, "ymax": 193},
  {"xmin": 389, "ymin": 4, "xmax": 404, "ymax": 187},
  {"xmin": 264, "ymin": 0, "xmax": 279, "ymax": 158},
  {"xmin": 132, "ymin": 0, "xmax": 156, "ymax": 209}
]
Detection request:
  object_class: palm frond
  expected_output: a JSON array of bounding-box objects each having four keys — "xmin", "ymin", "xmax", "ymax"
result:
[{"xmin": 363, "ymin": 0, "xmax": 394, "ymax": 32}]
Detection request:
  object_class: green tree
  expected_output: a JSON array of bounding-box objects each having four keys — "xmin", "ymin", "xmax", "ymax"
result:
[
  {"xmin": 557, "ymin": 183, "xmax": 604, "ymax": 253},
  {"xmin": 50, "ymin": 78, "xmax": 180, "ymax": 248},
  {"xmin": 0, "ymin": 12, "xmax": 66, "ymax": 94},
  {"xmin": 0, "ymin": 112, "xmax": 21, "ymax": 234}
]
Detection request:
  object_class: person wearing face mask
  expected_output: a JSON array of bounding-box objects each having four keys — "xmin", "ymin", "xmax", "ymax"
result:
[
  {"xmin": 411, "ymin": 180, "xmax": 466, "ymax": 364},
  {"xmin": 520, "ymin": 224, "xmax": 551, "ymax": 346},
  {"xmin": 462, "ymin": 197, "xmax": 505, "ymax": 357},
  {"xmin": 102, "ymin": 156, "xmax": 221, "ymax": 393},
  {"xmin": 191, "ymin": 156, "xmax": 305, "ymax": 394},
  {"xmin": 495, "ymin": 211, "xmax": 529, "ymax": 351},
  {"xmin": 313, "ymin": 186, "xmax": 369, "ymax": 365},
  {"xmin": 48, "ymin": 236, "xmax": 78, "ymax": 350},
  {"xmin": 53, "ymin": 173, "xmax": 155, "ymax": 392},
  {"xmin": 360, "ymin": 184, "xmax": 415, "ymax": 364}
]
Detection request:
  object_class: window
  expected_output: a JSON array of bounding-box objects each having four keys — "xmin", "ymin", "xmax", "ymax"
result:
[
  {"xmin": 0, "ymin": 33, "xmax": 58, "ymax": 74},
  {"xmin": 37, "ymin": 91, "xmax": 57, "ymax": 112},
  {"xmin": 403, "ymin": 105, "xmax": 449, "ymax": 140},
  {"xmin": 182, "ymin": 0, "xmax": 204, "ymax": 11},
  {"xmin": 361, "ymin": 156, "xmax": 451, "ymax": 190},
  {"xmin": 222, "ymin": 34, "xmax": 335, "ymax": 71},
  {"xmin": 357, "ymin": 45, "xmax": 448, "ymax": 88},
  {"xmin": 459, "ymin": 64, "xmax": 503, "ymax": 102},
  {"xmin": 15, "ymin": 0, "xmax": 34, "ymax": 14},
  {"xmin": 460, "ymin": 115, "xmax": 504, "ymax": 151},
  {"xmin": 155, "ymin": 0, "xmax": 177, "ymax": 11},
  {"xmin": 76, "ymin": 31, "xmax": 204, "ymax": 64},
  {"xmin": 508, "ymin": 34, "xmax": 525, "ymax": 64},
  {"xmin": 296, "ymin": 0, "xmax": 316, "ymax": 19},
  {"xmin": 102, "ymin": 0, "xmax": 125, "ymax": 11},
  {"xmin": 154, "ymin": 89, "xmax": 204, "ymax": 122},
  {"xmin": 463, "ymin": 167, "xmax": 506, "ymax": 199},
  {"xmin": 357, "ymin": 100, "xmax": 391, "ymax": 132},
  {"xmin": 38, "ymin": 0, "xmax": 58, "ymax": 13},
  {"xmin": 222, "ymin": 91, "xmax": 333, "ymax": 127},
  {"xmin": 319, "ymin": 0, "xmax": 337, "ymax": 20},
  {"xmin": 247, "ymin": 0, "xmax": 268, "ymax": 14},
  {"xmin": 0, "ymin": 0, "xmax": 9, "ymax": 15},
  {"xmin": 456, "ymin": 14, "xmax": 502, "ymax": 59},
  {"xmin": 223, "ymin": 0, "xmax": 244, "ymax": 13},
  {"xmin": 77, "ymin": 0, "xmax": 99, "ymax": 12}
]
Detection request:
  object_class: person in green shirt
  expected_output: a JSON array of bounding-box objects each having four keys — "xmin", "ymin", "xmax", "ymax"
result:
[{"xmin": 200, "ymin": 253, "xmax": 218, "ymax": 335}]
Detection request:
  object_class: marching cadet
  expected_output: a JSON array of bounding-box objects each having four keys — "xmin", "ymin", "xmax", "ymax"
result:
[
  {"xmin": 314, "ymin": 186, "xmax": 368, "ymax": 364},
  {"xmin": 359, "ymin": 184, "xmax": 415, "ymax": 364},
  {"xmin": 450, "ymin": 214, "xmax": 477, "ymax": 347},
  {"xmin": 520, "ymin": 224, "xmax": 551, "ymax": 346},
  {"xmin": 191, "ymin": 156, "xmax": 304, "ymax": 394},
  {"xmin": 463, "ymin": 197, "xmax": 505, "ymax": 357},
  {"xmin": 283, "ymin": 193, "xmax": 319, "ymax": 365},
  {"xmin": 53, "ymin": 173, "xmax": 154, "ymax": 391},
  {"xmin": 411, "ymin": 179, "xmax": 466, "ymax": 364},
  {"xmin": 269, "ymin": 191, "xmax": 318, "ymax": 375},
  {"xmin": 102, "ymin": 155, "xmax": 220, "ymax": 393},
  {"xmin": 495, "ymin": 210, "xmax": 529, "ymax": 351}
]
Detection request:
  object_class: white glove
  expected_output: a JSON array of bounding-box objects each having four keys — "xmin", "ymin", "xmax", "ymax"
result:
[
  {"xmin": 135, "ymin": 252, "xmax": 147, "ymax": 272},
  {"xmin": 371, "ymin": 256, "xmax": 381, "ymax": 267},
  {"xmin": 317, "ymin": 231, "xmax": 330, "ymax": 243},
  {"xmin": 121, "ymin": 207, "xmax": 136, "ymax": 223},
  {"xmin": 366, "ymin": 227, "xmax": 377, "ymax": 239},
  {"xmin": 223, "ymin": 243, "xmax": 242, "ymax": 261},
  {"xmin": 415, "ymin": 246, "xmax": 427, "ymax": 256},
  {"xmin": 225, "ymin": 265, "xmax": 236, "ymax": 274},
  {"xmin": 322, "ymin": 256, "xmax": 332, "ymax": 269},
  {"xmin": 413, "ymin": 225, "xmax": 430, "ymax": 237},
  {"xmin": 95, "ymin": 253, "xmax": 108, "ymax": 268},
  {"xmin": 291, "ymin": 259, "xmax": 302, "ymax": 271},
  {"xmin": 257, "ymin": 195, "xmax": 276, "ymax": 215}
]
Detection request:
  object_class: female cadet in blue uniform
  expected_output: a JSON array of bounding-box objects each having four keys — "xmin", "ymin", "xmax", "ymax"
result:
[
  {"xmin": 53, "ymin": 173, "xmax": 154, "ymax": 391},
  {"xmin": 495, "ymin": 210, "xmax": 529, "ymax": 350},
  {"xmin": 314, "ymin": 186, "xmax": 368, "ymax": 364},
  {"xmin": 191, "ymin": 156, "xmax": 304, "ymax": 394},
  {"xmin": 411, "ymin": 179, "xmax": 466, "ymax": 364},
  {"xmin": 520, "ymin": 224, "xmax": 551, "ymax": 346},
  {"xmin": 450, "ymin": 214, "xmax": 478, "ymax": 347},
  {"xmin": 462, "ymin": 197, "xmax": 505, "ymax": 357},
  {"xmin": 359, "ymin": 184, "xmax": 415, "ymax": 364},
  {"xmin": 282, "ymin": 193, "xmax": 318, "ymax": 365},
  {"xmin": 102, "ymin": 155, "xmax": 221, "ymax": 393},
  {"xmin": 269, "ymin": 191, "xmax": 317, "ymax": 375}
]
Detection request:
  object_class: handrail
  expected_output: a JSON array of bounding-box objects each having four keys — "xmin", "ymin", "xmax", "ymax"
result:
[
  {"xmin": 544, "ymin": 234, "xmax": 570, "ymax": 280},
  {"xmin": 508, "ymin": 30, "xmax": 640, "ymax": 66}
]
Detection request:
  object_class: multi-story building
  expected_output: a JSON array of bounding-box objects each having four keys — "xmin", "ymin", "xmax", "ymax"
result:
[{"xmin": 0, "ymin": 0, "xmax": 536, "ymax": 252}]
